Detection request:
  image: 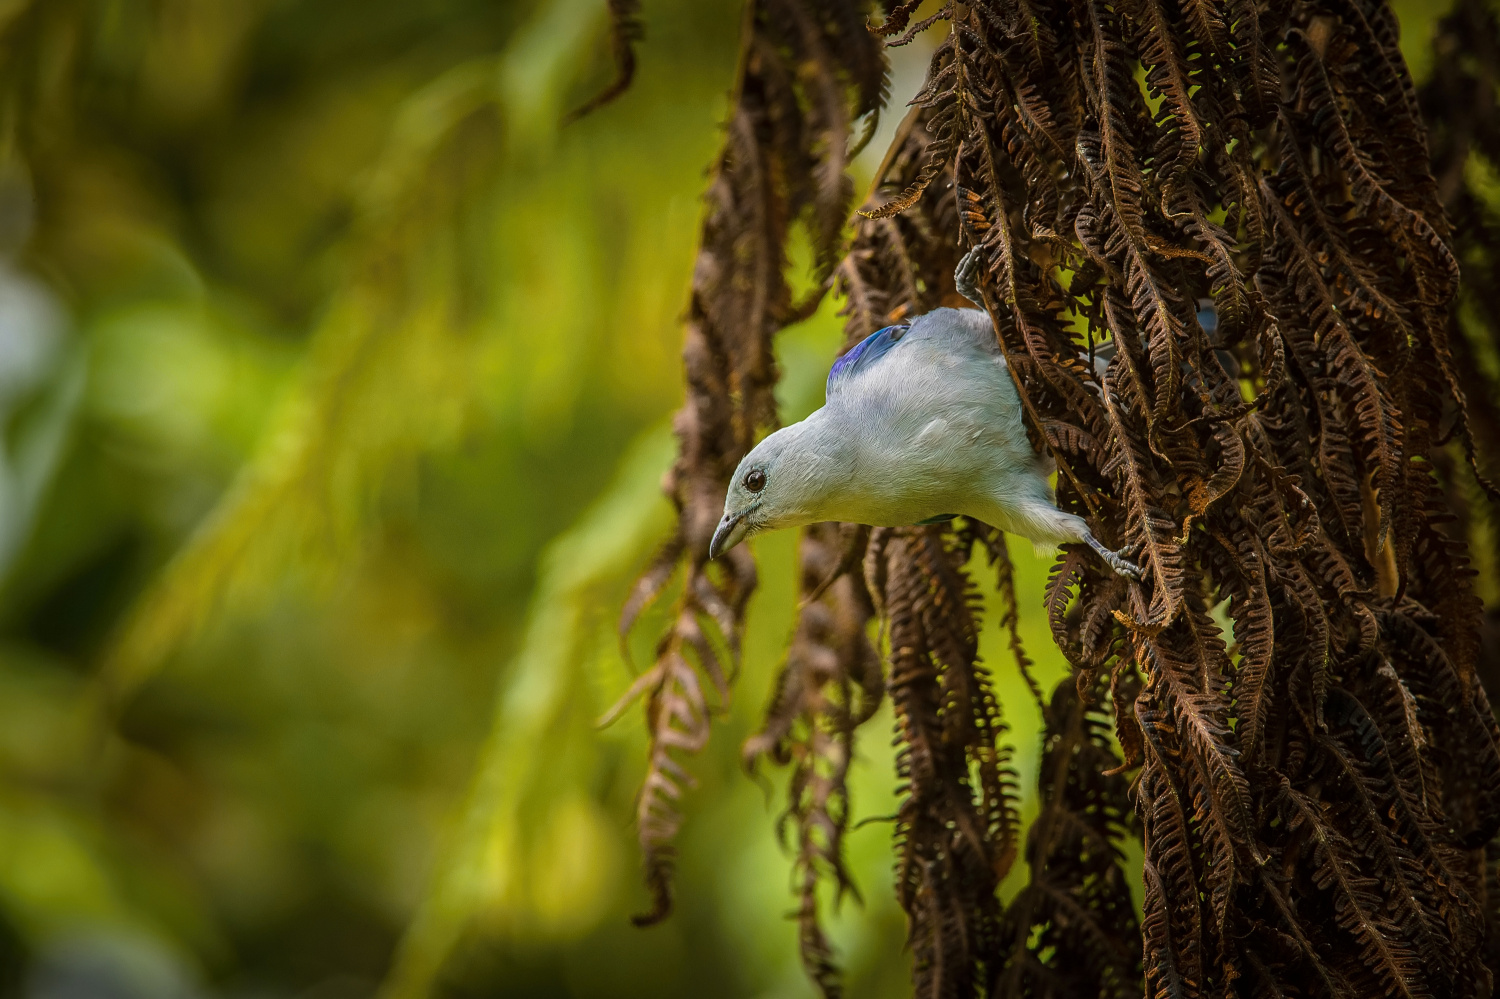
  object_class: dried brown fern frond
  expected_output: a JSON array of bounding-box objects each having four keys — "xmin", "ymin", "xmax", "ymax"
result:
[
  {"xmin": 613, "ymin": 0, "xmax": 887, "ymax": 927},
  {"xmin": 993, "ymin": 677, "xmax": 1141, "ymax": 999},
  {"xmin": 877, "ymin": 524, "xmax": 1020, "ymax": 998},
  {"xmin": 877, "ymin": 0, "xmax": 1500, "ymax": 994}
]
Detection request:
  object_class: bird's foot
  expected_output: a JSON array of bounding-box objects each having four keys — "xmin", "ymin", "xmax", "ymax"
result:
[
  {"xmin": 1085, "ymin": 533, "xmax": 1142, "ymax": 580},
  {"xmin": 955, "ymin": 247, "xmax": 983, "ymax": 306}
]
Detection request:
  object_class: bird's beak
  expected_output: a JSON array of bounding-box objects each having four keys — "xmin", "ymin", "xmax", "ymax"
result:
[{"xmin": 710, "ymin": 511, "xmax": 750, "ymax": 560}]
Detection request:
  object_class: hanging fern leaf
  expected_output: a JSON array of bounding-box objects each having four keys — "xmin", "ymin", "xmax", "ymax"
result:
[{"xmin": 614, "ymin": 0, "xmax": 889, "ymax": 927}]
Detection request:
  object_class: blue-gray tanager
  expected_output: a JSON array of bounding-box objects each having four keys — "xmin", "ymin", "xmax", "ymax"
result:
[{"xmin": 709, "ymin": 252, "xmax": 1141, "ymax": 579}]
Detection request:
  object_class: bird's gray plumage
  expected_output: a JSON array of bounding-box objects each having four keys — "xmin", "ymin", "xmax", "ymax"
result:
[{"xmin": 710, "ymin": 252, "xmax": 1140, "ymax": 579}]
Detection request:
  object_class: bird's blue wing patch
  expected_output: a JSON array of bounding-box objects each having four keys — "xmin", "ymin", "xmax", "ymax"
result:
[{"xmin": 827, "ymin": 325, "xmax": 909, "ymax": 398}]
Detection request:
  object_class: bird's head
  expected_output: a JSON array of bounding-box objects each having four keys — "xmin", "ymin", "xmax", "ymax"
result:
[{"xmin": 709, "ymin": 418, "xmax": 847, "ymax": 559}]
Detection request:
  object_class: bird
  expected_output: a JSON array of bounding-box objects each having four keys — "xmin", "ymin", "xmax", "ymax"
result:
[{"xmin": 708, "ymin": 251, "xmax": 1142, "ymax": 579}]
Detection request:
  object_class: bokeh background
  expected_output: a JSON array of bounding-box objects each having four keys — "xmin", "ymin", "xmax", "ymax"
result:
[{"xmin": 0, "ymin": 1, "xmax": 1458, "ymax": 997}]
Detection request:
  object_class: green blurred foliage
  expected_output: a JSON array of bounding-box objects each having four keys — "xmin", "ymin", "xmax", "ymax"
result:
[{"xmin": 0, "ymin": 1, "xmax": 1463, "ymax": 997}]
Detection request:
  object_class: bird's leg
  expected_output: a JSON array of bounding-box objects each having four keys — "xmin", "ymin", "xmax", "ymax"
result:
[
  {"xmin": 955, "ymin": 247, "xmax": 984, "ymax": 307},
  {"xmin": 994, "ymin": 499, "xmax": 1141, "ymax": 580},
  {"xmin": 1084, "ymin": 531, "xmax": 1142, "ymax": 580}
]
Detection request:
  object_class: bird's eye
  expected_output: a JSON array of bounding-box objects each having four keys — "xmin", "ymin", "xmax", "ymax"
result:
[{"xmin": 744, "ymin": 469, "xmax": 766, "ymax": 493}]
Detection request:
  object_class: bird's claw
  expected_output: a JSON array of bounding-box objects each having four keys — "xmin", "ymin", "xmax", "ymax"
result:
[
  {"xmin": 1103, "ymin": 550, "xmax": 1143, "ymax": 581},
  {"xmin": 1085, "ymin": 533, "xmax": 1142, "ymax": 580}
]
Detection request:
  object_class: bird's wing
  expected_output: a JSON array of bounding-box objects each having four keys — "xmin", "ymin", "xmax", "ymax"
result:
[{"xmin": 826, "ymin": 324, "xmax": 910, "ymax": 400}]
